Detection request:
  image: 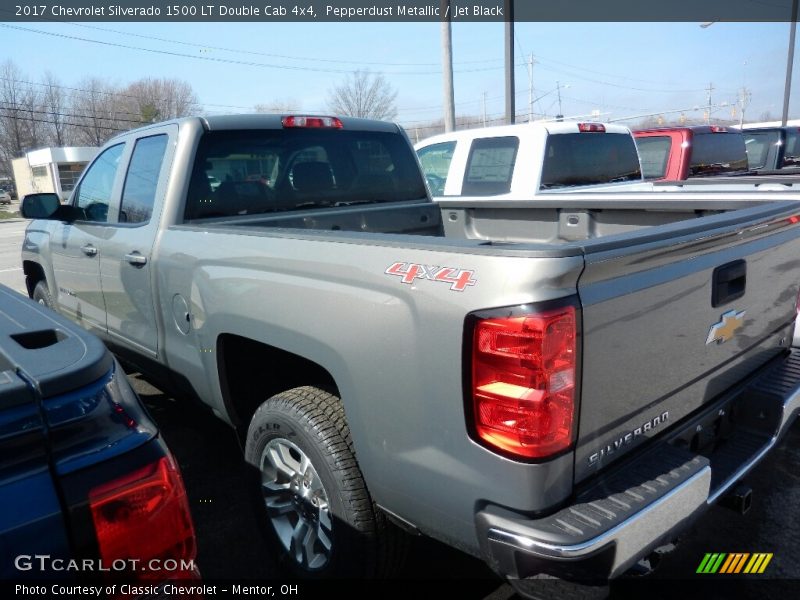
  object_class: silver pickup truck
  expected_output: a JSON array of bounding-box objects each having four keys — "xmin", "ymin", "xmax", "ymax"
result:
[{"xmin": 19, "ymin": 115, "xmax": 800, "ymax": 596}]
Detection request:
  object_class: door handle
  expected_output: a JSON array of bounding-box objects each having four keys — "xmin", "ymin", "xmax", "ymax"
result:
[
  {"xmin": 81, "ymin": 244, "xmax": 97, "ymax": 257},
  {"xmin": 125, "ymin": 252, "xmax": 148, "ymax": 266}
]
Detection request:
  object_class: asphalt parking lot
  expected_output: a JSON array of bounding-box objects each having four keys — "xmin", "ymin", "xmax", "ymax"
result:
[
  {"xmin": 0, "ymin": 218, "xmax": 798, "ymax": 598},
  {"xmin": 0, "ymin": 209, "xmax": 26, "ymax": 295}
]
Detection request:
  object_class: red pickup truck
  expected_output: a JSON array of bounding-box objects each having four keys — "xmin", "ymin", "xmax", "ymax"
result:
[{"xmin": 634, "ymin": 126, "xmax": 749, "ymax": 180}]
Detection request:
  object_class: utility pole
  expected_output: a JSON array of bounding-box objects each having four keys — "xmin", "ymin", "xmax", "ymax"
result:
[
  {"xmin": 739, "ymin": 87, "xmax": 751, "ymax": 127},
  {"xmin": 556, "ymin": 81, "xmax": 564, "ymax": 121},
  {"xmin": 527, "ymin": 53, "xmax": 536, "ymax": 123},
  {"xmin": 705, "ymin": 82, "xmax": 714, "ymax": 124},
  {"xmin": 504, "ymin": 0, "xmax": 515, "ymax": 124},
  {"xmin": 782, "ymin": 0, "xmax": 798, "ymax": 126},
  {"xmin": 482, "ymin": 92, "xmax": 487, "ymax": 127},
  {"xmin": 440, "ymin": 0, "xmax": 455, "ymax": 132}
]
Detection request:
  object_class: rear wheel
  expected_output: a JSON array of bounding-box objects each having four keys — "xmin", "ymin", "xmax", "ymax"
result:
[
  {"xmin": 244, "ymin": 386, "xmax": 406, "ymax": 577},
  {"xmin": 32, "ymin": 280, "xmax": 55, "ymax": 310}
]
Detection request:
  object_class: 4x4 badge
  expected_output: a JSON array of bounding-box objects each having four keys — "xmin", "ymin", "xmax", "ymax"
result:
[{"xmin": 706, "ymin": 310, "xmax": 746, "ymax": 345}]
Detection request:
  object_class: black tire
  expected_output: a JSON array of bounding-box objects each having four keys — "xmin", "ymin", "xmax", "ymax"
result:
[
  {"xmin": 244, "ymin": 386, "xmax": 406, "ymax": 577},
  {"xmin": 32, "ymin": 280, "xmax": 55, "ymax": 311}
]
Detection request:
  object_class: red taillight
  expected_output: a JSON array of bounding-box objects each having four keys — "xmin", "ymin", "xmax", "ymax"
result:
[
  {"xmin": 471, "ymin": 306, "xmax": 577, "ymax": 459},
  {"xmin": 281, "ymin": 115, "xmax": 343, "ymax": 129},
  {"xmin": 710, "ymin": 126, "xmax": 728, "ymax": 133},
  {"xmin": 89, "ymin": 455, "xmax": 197, "ymax": 581},
  {"xmin": 577, "ymin": 122, "xmax": 606, "ymax": 133}
]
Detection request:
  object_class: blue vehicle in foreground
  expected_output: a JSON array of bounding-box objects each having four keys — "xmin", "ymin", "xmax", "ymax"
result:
[{"xmin": 0, "ymin": 284, "xmax": 198, "ymax": 588}]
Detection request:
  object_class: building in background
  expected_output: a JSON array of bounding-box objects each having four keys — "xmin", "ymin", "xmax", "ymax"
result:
[{"xmin": 11, "ymin": 147, "xmax": 98, "ymax": 202}]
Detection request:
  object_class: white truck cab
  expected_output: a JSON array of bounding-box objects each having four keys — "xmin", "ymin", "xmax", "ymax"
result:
[{"xmin": 415, "ymin": 121, "xmax": 645, "ymax": 198}]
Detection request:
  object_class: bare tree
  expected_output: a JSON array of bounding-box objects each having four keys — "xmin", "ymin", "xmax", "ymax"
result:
[
  {"xmin": 42, "ymin": 72, "xmax": 73, "ymax": 146},
  {"xmin": 0, "ymin": 60, "xmax": 46, "ymax": 177},
  {"xmin": 70, "ymin": 77, "xmax": 126, "ymax": 146},
  {"xmin": 254, "ymin": 98, "xmax": 302, "ymax": 114},
  {"xmin": 0, "ymin": 68, "xmax": 203, "ymax": 174},
  {"xmin": 20, "ymin": 82, "xmax": 44, "ymax": 150},
  {"xmin": 0, "ymin": 61, "xmax": 31, "ymax": 159},
  {"xmin": 327, "ymin": 70, "xmax": 398, "ymax": 121},
  {"xmin": 122, "ymin": 77, "xmax": 199, "ymax": 122}
]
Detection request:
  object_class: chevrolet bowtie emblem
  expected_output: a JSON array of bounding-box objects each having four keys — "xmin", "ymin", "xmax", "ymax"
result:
[{"xmin": 706, "ymin": 310, "xmax": 746, "ymax": 345}]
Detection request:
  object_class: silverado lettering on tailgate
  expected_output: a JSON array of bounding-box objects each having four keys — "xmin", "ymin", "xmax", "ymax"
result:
[{"xmin": 588, "ymin": 411, "xmax": 670, "ymax": 465}]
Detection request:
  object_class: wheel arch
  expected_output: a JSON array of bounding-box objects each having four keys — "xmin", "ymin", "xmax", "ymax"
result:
[
  {"xmin": 22, "ymin": 260, "xmax": 47, "ymax": 298},
  {"xmin": 216, "ymin": 334, "xmax": 340, "ymax": 442}
]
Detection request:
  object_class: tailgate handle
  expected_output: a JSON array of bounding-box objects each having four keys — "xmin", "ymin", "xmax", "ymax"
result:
[{"xmin": 712, "ymin": 260, "xmax": 746, "ymax": 307}]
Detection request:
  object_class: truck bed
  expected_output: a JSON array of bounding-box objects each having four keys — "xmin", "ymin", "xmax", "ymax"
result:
[{"xmin": 189, "ymin": 194, "xmax": 798, "ymax": 249}]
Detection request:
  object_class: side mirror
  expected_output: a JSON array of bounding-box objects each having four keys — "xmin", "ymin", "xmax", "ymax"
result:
[
  {"xmin": 20, "ymin": 193, "xmax": 61, "ymax": 219},
  {"xmin": 21, "ymin": 193, "xmax": 84, "ymax": 222}
]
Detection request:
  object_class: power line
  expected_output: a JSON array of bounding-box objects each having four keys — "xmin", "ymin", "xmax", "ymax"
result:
[
  {"xmin": 64, "ymin": 21, "xmax": 503, "ymax": 68},
  {"xmin": 395, "ymin": 86, "xmax": 542, "ymax": 119},
  {"xmin": 526, "ymin": 53, "xmax": 695, "ymax": 87},
  {"xmin": 0, "ymin": 110, "xmax": 126, "ymax": 132},
  {"xmin": 0, "ymin": 23, "xmax": 351, "ymax": 75},
  {"xmin": 0, "ymin": 100, "xmax": 149, "ymax": 126},
  {"xmin": 0, "ymin": 75, "xmax": 254, "ymax": 112},
  {"xmin": 532, "ymin": 61, "xmax": 706, "ymax": 94},
  {"xmin": 0, "ymin": 23, "xmax": 506, "ymax": 77},
  {"xmin": 557, "ymin": 94, "xmax": 646, "ymax": 113}
]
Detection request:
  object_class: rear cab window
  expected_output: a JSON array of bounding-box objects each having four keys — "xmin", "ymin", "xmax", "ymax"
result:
[
  {"xmin": 689, "ymin": 132, "xmax": 749, "ymax": 176},
  {"xmin": 540, "ymin": 132, "xmax": 641, "ymax": 189},
  {"xmin": 462, "ymin": 136, "xmax": 519, "ymax": 196},
  {"xmin": 119, "ymin": 135, "xmax": 169, "ymax": 225},
  {"xmin": 634, "ymin": 136, "xmax": 672, "ymax": 179},
  {"xmin": 185, "ymin": 129, "xmax": 427, "ymax": 220}
]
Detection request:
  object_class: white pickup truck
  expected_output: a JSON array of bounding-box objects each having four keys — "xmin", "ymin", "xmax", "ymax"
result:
[{"xmin": 414, "ymin": 121, "xmax": 646, "ymax": 198}]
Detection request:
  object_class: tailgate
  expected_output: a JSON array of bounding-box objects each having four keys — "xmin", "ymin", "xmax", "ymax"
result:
[{"xmin": 574, "ymin": 201, "xmax": 800, "ymax": 482}]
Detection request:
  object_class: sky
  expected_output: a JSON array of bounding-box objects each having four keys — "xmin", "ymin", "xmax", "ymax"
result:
[{"xmin": 0, "ymin": 20, "xmax": 797, "ymax": 140}]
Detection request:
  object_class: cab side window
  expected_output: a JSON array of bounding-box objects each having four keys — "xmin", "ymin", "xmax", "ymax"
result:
[
  {"xmin": 119, "ymin": 135, "xmax": 168, "ymax": 224},
  {"xmin": 416, "ymin": 141, "xmax": 456, "ymax": 196},
  {"xmin": 73, "ymin": 144, "xmax": 125, "ymax": 223}
]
